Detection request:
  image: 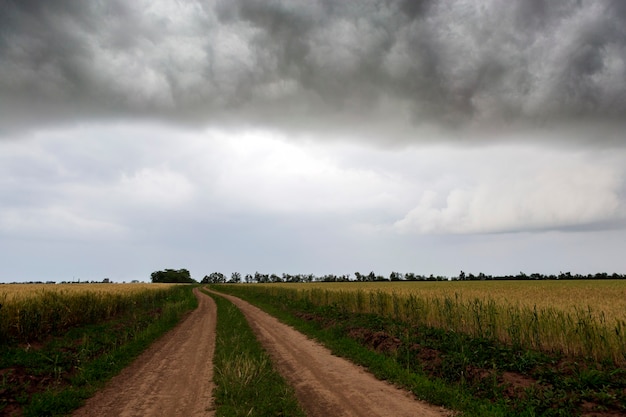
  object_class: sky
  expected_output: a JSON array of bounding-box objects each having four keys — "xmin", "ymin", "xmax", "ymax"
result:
[{"xmin": 1, "ymin": 0, "xmax": 626, "ymax": 282}]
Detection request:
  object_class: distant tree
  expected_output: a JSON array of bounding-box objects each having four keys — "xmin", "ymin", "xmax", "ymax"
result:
[
  {"xmin": 390, "ymin": 271, "xmax": 403, "ymax": 281},
  {"xmin": 255, "ymin": 272, "xmax": 269, "ymax": 283},
  {"xmin": 151, "ymin": 268, "xmax": 195, "ymax": 283},
  {"xmin": 209, "ymin": 272, "xmax": 226, "ymax": 283},
  {"xmin": 230, "ymin": 272, "xmax": 242, "ymax": 283}
]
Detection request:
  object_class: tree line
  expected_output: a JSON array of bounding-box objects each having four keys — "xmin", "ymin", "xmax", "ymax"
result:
[{"xmin": 197, "ymin": 270, "xmax": 626, "ymax": 284}]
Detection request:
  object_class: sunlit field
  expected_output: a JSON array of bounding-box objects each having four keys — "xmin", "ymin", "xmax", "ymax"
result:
[{"xmin": 255, "ymin": 280, "xmax": 626, "ymax": 363}]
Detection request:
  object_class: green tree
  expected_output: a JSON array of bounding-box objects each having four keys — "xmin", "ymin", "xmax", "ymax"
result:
[{"xmin": 150, "ymin": 268, "xmax": 195, "ymax": 283}]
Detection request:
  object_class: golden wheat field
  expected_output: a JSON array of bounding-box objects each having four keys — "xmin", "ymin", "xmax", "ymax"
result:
[
  {"xmin": 271, "ymin": 280, "xmax": 626, "ymax": 323},
  {"xmin": 0, "ymin": 283, "xmax": 179, "ymax": 343},
  {"xmin": 258, "ymin": 280, "xmax": 626, "ymax": 363},
  {"xmin": 0, "ymin": 283, "xmax": 175, "ymax": 303}
]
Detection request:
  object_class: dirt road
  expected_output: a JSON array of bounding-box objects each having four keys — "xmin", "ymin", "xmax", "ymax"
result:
[
  {"xmin": 73, "ymin": 288, "xmax": 217, "ymax": 417},
  {"xmin": 73, "ymin": 288, "xmax": 449, "ymax": 417},
  {"xmin": 219, "ymin": 292, "xmax": 451, "ymax": 417}
]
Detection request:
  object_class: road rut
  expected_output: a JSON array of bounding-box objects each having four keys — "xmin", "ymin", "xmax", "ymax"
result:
[
  {"xmin": 73, "ymin": 288, "xmax": 216, "ymax": 417},
  {"xmin": 219, "ymin": 292, "xmax": 451, "ymax": 417}
]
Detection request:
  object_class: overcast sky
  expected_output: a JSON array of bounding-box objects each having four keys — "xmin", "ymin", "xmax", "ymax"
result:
[{"xmin": 1, "ymin": 0, "xmax": 625, "ymax": 282}]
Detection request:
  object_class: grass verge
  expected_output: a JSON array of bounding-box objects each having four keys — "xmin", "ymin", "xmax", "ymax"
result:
[
  {"xmin": 0, "ymin": 285, "xmax": 198, "ymax": 416},
  {"xmin": 201, "ymin": 288, "xmax": 305, "ymax": 417}
]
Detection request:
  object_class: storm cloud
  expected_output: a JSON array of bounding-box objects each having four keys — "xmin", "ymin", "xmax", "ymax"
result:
[
  {"xmin": 2, "ymin": 0, "xmax": 626, "ymax": 138},
  {"xmin": 2, "ymin": 0, "xmax": 626, "ymax": 282}
]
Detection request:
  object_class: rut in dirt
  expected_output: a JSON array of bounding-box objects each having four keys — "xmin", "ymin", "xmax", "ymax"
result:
[
  {"xmin": 73, "ymin": 288, "xmax": 217, "ymax": 417},
  {"xmin": 216, "ymin": 291, "xmax": 451, "ymax": 417}
]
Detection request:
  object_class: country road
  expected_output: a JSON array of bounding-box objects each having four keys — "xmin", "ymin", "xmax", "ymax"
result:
[
  {"xmin": 74, "ymin": 288, "xmax": 450, "ymax": 417},
  {"xmin": 217, "ymin": 291, "xmax": 451, "ymax": 417},
  {"xmin": 73, "ymin": 288, "xmax": 217, "ymax": 417}
]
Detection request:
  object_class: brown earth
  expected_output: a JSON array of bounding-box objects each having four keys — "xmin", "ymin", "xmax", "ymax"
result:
[
  {"xmin": 73, "ymin": 288, "xmax": 216, "ymax": 417},
  {"xmin": 218, "ymin": 291, "xmax": 453, "ymax": 417},
  {"xmin": 73, "ymin": 289, "xmax": 451, "ymax": 417}
]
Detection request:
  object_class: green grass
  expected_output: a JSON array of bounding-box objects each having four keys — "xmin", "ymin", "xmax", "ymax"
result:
[
  {"xmin": 0, "ymin": 285, "xmax": 197, "ymax": 416},
  {"xmin": 202, "ymin": 289, "xmax": 305, "ymax": 417},
  {"xmin": 211, "ymin": 284, "xmax": 626, "ymax": 417}
]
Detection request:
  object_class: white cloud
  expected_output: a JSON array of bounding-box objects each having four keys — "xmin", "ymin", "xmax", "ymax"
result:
[
  {"xmin": 201, "ymin": 129, "xmax": 410, "ymax": 214},
  {"xmin": 1, "ymin": 121, "xmax": 626, "ymax": 281},
  {"xmin": 117, "ymin": 167, "xmax": 195, "ymax": 208},
  {"xmin": 394, "ymin": 145, "xmax": 625, "ymax": 234},
  {"xmin": 0, "ymin": 206, "xmax": 127, "ymax": 241}
]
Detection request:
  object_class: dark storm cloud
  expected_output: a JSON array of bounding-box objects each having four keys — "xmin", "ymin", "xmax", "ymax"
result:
[{"xmin": 1, "ymin": 0, "xmax": 625, "ymax": 137}]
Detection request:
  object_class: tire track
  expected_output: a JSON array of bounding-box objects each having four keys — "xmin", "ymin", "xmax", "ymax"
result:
[
  {"xmin": 217, "ymin": 291, "xmax": 451, "ymax": 417},
  {"xmin": 73, "ymin": 288, "xmax": 216, "ymax": 417}
]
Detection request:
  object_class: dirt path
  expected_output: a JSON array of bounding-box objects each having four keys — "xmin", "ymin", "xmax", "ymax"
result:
[
  {"xmin": 217, "ymin": 292, "xmax": 451, "ymax": 417},
  {"xmin": 73, "ymin": 288, "xmax": 216, "ymax": 417}
]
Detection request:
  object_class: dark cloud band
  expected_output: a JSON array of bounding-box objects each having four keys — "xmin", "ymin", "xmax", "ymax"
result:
[{"xmin": 1, "ymin": 0, "xmax": 625, "ymax": 137}]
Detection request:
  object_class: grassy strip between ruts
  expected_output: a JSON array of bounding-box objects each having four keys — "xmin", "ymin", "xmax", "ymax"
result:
[
  {"xmin": 201, "ymin": 288, "xmax": 306, "ymax": 417},
  {"xmin": 0, "ymin": 285, "xmax": 198, "ymax": 417},
  {"xmin": 210, "ymin": 285, "xmax": 526, "ymax": 417}
]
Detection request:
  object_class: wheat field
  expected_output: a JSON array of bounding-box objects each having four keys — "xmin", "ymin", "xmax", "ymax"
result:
[
  {"xmin": 256, "ymin": 280, "xmax": 626, "ymax": 363},
  {"xmin": 0, "ymin": 283, "xmax": 179, "ymax": 343}
]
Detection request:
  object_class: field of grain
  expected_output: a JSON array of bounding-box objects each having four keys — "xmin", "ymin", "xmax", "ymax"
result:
[
  {"xmin": 0, "ymin": 283, "xmax": 179, "ymax": 343},
  {"xmin": 257, "ymin": 280, "xmax": 626, "ymax": 363}
]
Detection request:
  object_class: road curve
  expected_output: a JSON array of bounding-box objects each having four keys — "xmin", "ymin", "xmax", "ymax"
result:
[
  {"xmin": 73, "ymin": 288, "xmax": 216, "ymax": 417},
  {"xmin": 217, "ymin": 291, "xmax": 451, "ymax": 417}
]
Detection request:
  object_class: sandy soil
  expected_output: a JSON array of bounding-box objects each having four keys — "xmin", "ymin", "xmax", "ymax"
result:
[
  {"xmin": 73, "ymin": 288, "xmax": 216, "ymax": 417},
  {"xmin": 219, "ymin": 292, "xmax": 452, "ymax": 417}
]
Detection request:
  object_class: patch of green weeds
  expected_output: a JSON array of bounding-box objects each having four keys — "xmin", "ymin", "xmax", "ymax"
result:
[{"xmin": 202, "ymin": 289, "xmax": 305, "ymax": 417}]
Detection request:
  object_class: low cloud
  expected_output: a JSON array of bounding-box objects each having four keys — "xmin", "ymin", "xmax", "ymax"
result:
[
  {"xmin": 394, "ymin": 146, "xmax": 626, "ymax": 234},
  {"xmin": 2, "ymin": 125, "xmax": 624, "ymax": 244}
]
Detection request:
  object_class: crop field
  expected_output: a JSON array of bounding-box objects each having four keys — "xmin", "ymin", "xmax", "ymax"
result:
[
  {"xmin": 0, "ymin": 283, "xmax": 177, "ymax": 343},
  {"xmin": 243, "ymin": 280, "xmax": 626, "ymax": 364},
  {"xmin": 0, "ymin": 283, "xmax": 196, "ymax": 415},
  {"xmin": 216, "ymin": 281, "xmax": 626, "ymax": 416}
]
